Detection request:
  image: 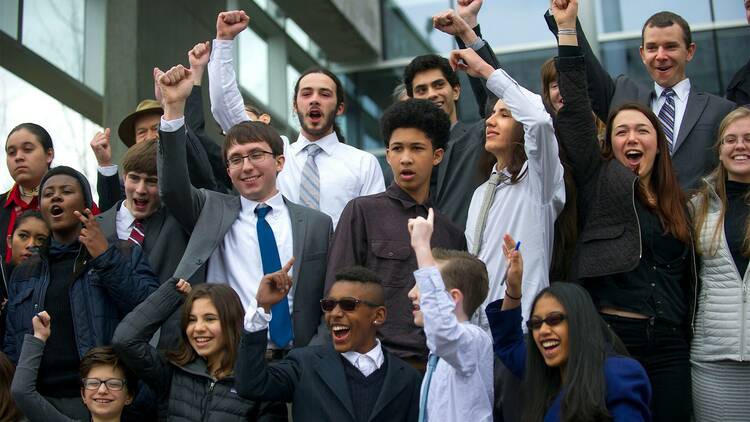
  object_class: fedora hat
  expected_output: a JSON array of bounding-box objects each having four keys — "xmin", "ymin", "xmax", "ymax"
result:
[{"xmin": 117, "ymin": 99, "xmax": 163, "ymax": 147}]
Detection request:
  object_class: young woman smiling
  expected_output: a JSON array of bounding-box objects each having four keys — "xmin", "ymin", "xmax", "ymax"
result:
[
  {"xmin": 690, "ymin": 107, "xmax": 750, "ymax": 421},
  {"xmin": 486, "ymin": 234, "xmax": 651, "ymax": 422},
  {"xmin": 112, "ymin": 280, "xmax": 259, "ymax": 421},
  {"xmin": 551, "ymin": 1, "xmax": 694, "ymax": 420}
]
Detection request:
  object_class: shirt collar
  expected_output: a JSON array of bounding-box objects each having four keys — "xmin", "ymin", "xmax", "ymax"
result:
[
  {"xmin": 240, "ymin": 190, "xmax": 284, "ymax": 213},
  {"xmin": 654, "ymin": 78, "xmax": 691, "ymax": 102},
  {"xmin": 385, "ymin": 183, "xmax": 432, "ymax": 209},
  {"xmin": 296, "ymin": 131, "xmax": 338, "ymax": 156},
  {"xmin": 341, "ymin": 339, "xmax": 384, "ymax": 369},
  {"xmin": 117, "ymin": 201, "xmax": 137, "ymax": 227},
  {"xmin": 4, "ymin": 184, "xmax": 36, "ymax": 209}
]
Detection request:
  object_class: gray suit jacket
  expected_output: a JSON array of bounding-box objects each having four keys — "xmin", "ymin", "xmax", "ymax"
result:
[
  {"xmin": 545, "ymin": 13, "xmax": 736, "ymax": 191},
  {"xmin": 158, "ymin": 126, "xmax": 332, "ymax": 347}
]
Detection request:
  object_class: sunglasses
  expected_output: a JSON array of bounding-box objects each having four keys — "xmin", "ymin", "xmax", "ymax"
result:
[
  {"xmin": 526, "ymin": 312, "xmax": 566, "ymax": 331},
  {"xmin": 320, "ymin": 297, "xmax": 382, "ymax": 313}
]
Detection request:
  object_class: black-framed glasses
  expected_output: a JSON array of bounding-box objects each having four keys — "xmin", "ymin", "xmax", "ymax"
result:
[
  {"xmin": 82, "ymin": 378, "xmax": 127, "ymax": 391},
  {"xmin": 320, "ymin": 297, "xmax": 382, "ymax": 313},
  {"xmin": 226, "ymin": 150, "xmax": 275, "ymax": 168},
  {"xmin": 525, "ymin": 313, "xmax": 567, "ymax": 331}
]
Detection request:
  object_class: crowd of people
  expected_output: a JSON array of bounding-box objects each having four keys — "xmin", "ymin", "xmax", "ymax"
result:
[{"xmin": 1, "ymin": 0, "xmax": 750, "ymax": 420}]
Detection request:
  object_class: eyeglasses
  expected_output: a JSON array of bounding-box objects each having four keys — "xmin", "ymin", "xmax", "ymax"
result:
[
  {"xmin": 81, "ymin": 378, "xmax": 127, "ymax": 391},
  {"xmin": 525, "ymin": 313, "xmax": 567, "ymax": 331},
  {"xmin": 226, "ymin": 150, "xmax": 275, "ymax": 168},
  {"xmin": 320, "ymin": 297, "xmax": 383, "ymax": 312},
  {"xmin": 721, "ymin": 136, "xmax": 750, "ymax": 147}
]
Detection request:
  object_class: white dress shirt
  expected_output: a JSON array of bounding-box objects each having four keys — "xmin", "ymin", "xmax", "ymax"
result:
[
  {"xmin": 415, "ymin": 267, "xmax": 494, "ymax": 422},
  {"xmin": 652, "ymin": 78, "xmax": 691, "ymax": 146},
  {"xmin": 246, "ymin": 307, "xmax": 384, "ymax": 377},
  {"xmin": 115, "ymin": 202, "xmax": 137, "ymax": 241},
  {"xmin": 208, "ymin": 38, "xmax": 385, "ymax": 226},
  {"xmin": 205, "ymin": 190, "xmax": 295, "ymax": 349},
  {"xmin": 465, "ymin": 68, "xmax": 565, "ymax": 331}
]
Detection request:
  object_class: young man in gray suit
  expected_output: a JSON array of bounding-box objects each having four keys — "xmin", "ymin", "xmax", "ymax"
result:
[{"xmin": 545, "ymin": 0, "xmax": 735, "ymax": 191}]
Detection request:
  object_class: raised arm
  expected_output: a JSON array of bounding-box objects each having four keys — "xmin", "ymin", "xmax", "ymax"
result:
[
  {"xmin": 156, "ymin": 65, "xmax": 209, "ymax": 230},
  {"xmin": 90, "ymin": 129, "xmax": 124, "ymax": 212},
  {"xmin": 208, "ymin": 10, "xmax": 252, "ymax": 133},
  {"xmin": 544, "ymin": 0, "xmax": 617, "ymax": 121},
  {"xmin": 11, "ymin": 313, "xmax": 75, "ymax": 422},
  {"xmin": 111, "ymin": 280, "xmax": 189, "ymax": 396}
]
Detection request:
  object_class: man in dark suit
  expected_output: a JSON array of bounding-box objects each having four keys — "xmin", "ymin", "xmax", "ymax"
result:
[
  {"xmin": 155, "ymin": 63, "xmax": 332, "ymax": 351},
  {"xmin": 545, "ymin": 2, "xmax": 735, "ymax": 191},
  {"xmin": 236, "ymin": 265, "xmax": 421, "ymax": 422},
  {"xmin": 403, "ymin": 5, "xmax": 499, "ymax": 229},
  {"xmin": 726, "ymin": 0, "xmax": 750, "ymax": 106}
]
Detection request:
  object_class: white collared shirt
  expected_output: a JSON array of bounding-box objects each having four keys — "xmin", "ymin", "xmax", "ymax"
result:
[
  {"xmin": 246, "ymin": 307, "xmax": 384, "ymax": 377},
  {"xmin": 652, "ymin": 78, "xmax": 691, "ymax": 145},
  {"xmin": 115, "ymin": 202, "xmax": 138, "ymax": 241},
  {"xmin": 208, "ymin": 38, "xmax": 385, "ymax": 227},
  {"xmin": 207, "ymin": 191, "xmax": 294, "ymax": 347}
]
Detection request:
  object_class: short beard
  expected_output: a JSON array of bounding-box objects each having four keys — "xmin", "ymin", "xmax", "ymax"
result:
[{"xmin": 297, "ymin": 110, "xmax": 336, "ymax": 140}]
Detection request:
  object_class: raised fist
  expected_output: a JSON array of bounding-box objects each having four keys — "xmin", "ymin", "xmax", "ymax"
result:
[
  {"xmin": 188, "ymin": 41, "xmax": 211, "ymax": 85},
  {"xmin": 89, "ymin": 128, "xmax": 112, "ymax": 167},
  {"xmin": 216, "ymin": 10, "xmax": 249, "ymax": 40},
  {"xmin": 32, "ymin": 311, "xmax": 52, "ymax": 342},
  {"xmin": 449, "ymin": 48, "xmax": 494, "ymax": 79},
  {"xmin": 551, "ymin": 0, "xmax": 578, "ymax": 29},
  {"xmin": 155, "ymin": 65, "xmax": 194, "ymax": 106},
  {"xmin": 457, "ymin": 0, "xmax": 483, "ymax": 28}
]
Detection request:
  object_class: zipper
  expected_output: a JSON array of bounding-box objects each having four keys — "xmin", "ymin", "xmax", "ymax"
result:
[
  {"xmin": 631, "ymin": 179, "xmax": 642, "ymax": 260},
  {"xmin": 202, "ymin": 380, "xmax": 217, "ymax": 421}
]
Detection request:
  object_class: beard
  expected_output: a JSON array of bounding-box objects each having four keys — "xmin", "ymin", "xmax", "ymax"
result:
[{"xmin": 296, "ymin": 109, "xmax": 337, "ymax": 140}]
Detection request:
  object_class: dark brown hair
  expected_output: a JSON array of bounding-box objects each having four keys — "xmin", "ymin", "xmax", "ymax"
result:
[
  {"xmin": 169, "ymin": 284, "xmax": 244, "ymax": 379},
  {"xmin": 79, "ymin": 346, "xmax": 138, "ymax": 397},
  {"xmin": 642, "ymin": 11, "xmax": 692, "ymax": 47},
  {"xmin": 293, "ymin": 67, "xmax": 347, "ymax": 143},
  {"xmin": 603, "ymin": 102, "xmax": 690, "ymax": 243},
  {"xmin": 223, "ymin": 121, "xmax": 284, "ymax": 161},
  {"xmin": 432, "ymin": 248, "xmax": 489, "ymax": 318},
  {"xmin": 0, "ymin": 352, "xmax": 23, "ymax": 422},
  {"xmin": 122, "ymin": 139, "xmax": 157, "ymax": 176},
  {"xmin": 479, "ymin": 98, "xmax": 528, "ymax": 184}
]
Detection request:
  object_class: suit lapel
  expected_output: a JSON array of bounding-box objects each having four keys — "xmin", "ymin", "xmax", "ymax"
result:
[
  {"xmin": 313, "ymin": 348, "xmax": 357, "ymax": 420},
  {"xmin": 284, "ymin": 198, "xmax": 306, "ymax": 286},
  {"xmin": 436, "ymin": 122, "xmax": 466, "ymax": 198},
  {"xmin": 674, "ymin": 89, "xmax": 708, "ymax": 153},
  {"xmin": 368, "ymin": 352, "xmax": 408, "ymax": 421},
  {"xmin": 143, "ymin": 207, "xmax": 166, "ymax": 251},
  {"xmin": 98, "ymin": 204, "xmax": 120, "ymax": 244}
]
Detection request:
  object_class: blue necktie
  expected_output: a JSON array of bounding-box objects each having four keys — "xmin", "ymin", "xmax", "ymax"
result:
[
  {"xmin": 255, "ymin": 204, "xmax": 293, "ymax": 347},
  {"xmin": 658, "ymin": 88, "xmax": 676, "ymax": 155},
  {"xmin": 418, "ymin": 354, "xmax": 440, "ymax": 422}
]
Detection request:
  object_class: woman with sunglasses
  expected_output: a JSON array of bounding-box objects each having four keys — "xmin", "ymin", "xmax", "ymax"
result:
[
  {"xmin": 112, "ymin": 279, "xmax": 258, "ymax": 421},
  {"xmin": 487, "ymin": 234, "xmax": 651, "ymax": 421},
  {"xmin": 550, "ymin": 2, "xmax": 695, "ymax": 420},
  {"xmin": 690, "ymin": 107, "xmax": 750, "ymax": 421},
  {"xmin": 11, "ymin": 311, "xmax": 137, "ymax": 422}
]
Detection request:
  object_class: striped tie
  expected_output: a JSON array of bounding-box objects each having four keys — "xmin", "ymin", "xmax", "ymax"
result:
[
  {"xmin": 299, "ymin": 144, "xmax": 322, "ymax": 210},
  {"xmin": 128, "ymin": 219, "xmax": 145, "ymax": 246},
  {"xmin": 658, "ymin": 88, "xmax": 676, "ymax": 155}
]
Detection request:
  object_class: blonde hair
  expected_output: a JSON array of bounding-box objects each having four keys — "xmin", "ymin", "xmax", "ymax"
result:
[{"xmin": 693, "ymin": 107, "xmax": 750, "ymax": 256}]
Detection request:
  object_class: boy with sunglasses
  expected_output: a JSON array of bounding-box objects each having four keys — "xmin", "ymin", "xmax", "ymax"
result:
[
  {"xmin": 235, "ymin": 265, "xmax": 421, "ymax": 422},
  {"xmin": 407, "ymin": 209, "xmax": 494, "ymax": 421}
]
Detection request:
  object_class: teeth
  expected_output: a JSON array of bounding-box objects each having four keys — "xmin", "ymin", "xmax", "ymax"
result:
[
  {"xmin": 734, "ymin": 155, "xmax": 748, "ymax": 160},
  {"xmin": 194, "ymin": 337, "xmax": 211, "ymax": 343},
  {"xmin": 332, "ymin": 325, "xmax": 349, "ymax": 332},
  {"xmin": 542, "ymin": 340, "xmax": 559, "ymax": 348}
]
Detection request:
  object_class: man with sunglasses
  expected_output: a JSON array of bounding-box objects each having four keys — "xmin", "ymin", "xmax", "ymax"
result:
[
  {"xmin": 155, "ymin": 65, "xmax": 332, "ymax": 358},
  {"xmin": 236, "ymin": 265, "xmax": 421, "ymax": 422}
]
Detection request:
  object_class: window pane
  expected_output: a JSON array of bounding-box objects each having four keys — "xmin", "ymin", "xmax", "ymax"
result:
[
  {"xmin": 286, "ymin": 65, "xmax": 301, "ymax": 129},
  {"xmin": 480, "ymin": 0, "xmax": 559, "ymax": 47},
  {"xmin": 0, "ymin": 67, "xmax": 101, "ymax": 199},
  {"xmin": 22, "ymin": 0, "xmax": 86, "ymax": 81},
  {"xmin": 712, "ymin": 1, "xmax": 749, "ymax": 22},
  {"xmin": 0, "ymin": 0, "xmax": 19, "ymax": 38},
  {"xmin": 596, "ymin": 0, "xmax": 712, "ymax": 33},
  {"xmin": 237, "ymin": 28, "xmax": 269, "ymax": 104},
  {"xmin": 382, "ymin": 0, "xmax": 453, "ymax": 59}
]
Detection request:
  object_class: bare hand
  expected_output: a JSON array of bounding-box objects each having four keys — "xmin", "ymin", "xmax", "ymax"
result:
[
  {"xmin": 89, "ymin": 128, "xmax": 112, "ymax": 166},
  {"xmin": 457, "ymin": 0, "xmax": 483, "ymax": 28},
  {"xmin": 153, "ymin": 68, "xmax": 164, "ymax": 105},
  {"xmin": 32, "ymin": 311, "xmax": 51, "ymax": 342},
  {"xmin": 408, "ymin": 208, "xmax": 434, "ymax": 250},
  {"xmin": 188, "ymin": 41, "xmax": 211, "ymax": 85},
  {"xmin": 449, "ymin": 48, "xmax": 494, "ymax": 79},
  {"xmin": 75, "ymin": 209, "xmax": 109, "ymax": 259},
  {"xmin": 154, "ymin": 65, "xmax": 194, "ymax": 119},
  {"xmin": 256, "ymin": 257, "xmax": 295, "ymax": 312},
  {"xmin": 216, "ymin": 10, "xmax": 249, "ymax": 40},
  {"xmin": 502, "ymin": 234, "xmax": 523, "ymax": 297},
  {"xmin": 432, "ymin": 9, "xmax": 475, "ymax": 45},
  {"xmin": 551, "ymin": 0, "xmax": 578, "ymax": 29},
  {"xmin": 175, "ymin": 279, "xmax": 192, "ymax": 296}
]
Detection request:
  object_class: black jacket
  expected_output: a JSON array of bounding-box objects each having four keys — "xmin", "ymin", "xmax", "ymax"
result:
[{"xmin": 555, "ymin": 55, "xmax": 699, "ymax": 330}]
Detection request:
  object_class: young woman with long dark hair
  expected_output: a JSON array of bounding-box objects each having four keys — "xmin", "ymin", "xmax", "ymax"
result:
[
  {"xmin": 487, "ymin": 234, "xmax": 651, "ymax": 421},
  {"xmin": 690, "ymin": 107, "xmax": 750, "ymax": 421},
  {"xmin": 551, "ymin": 1, "xmax": 695, "ymax": 420},
  {"xmin": 112, "ymin": 280, "xmax": 258, "ymax": 420}
]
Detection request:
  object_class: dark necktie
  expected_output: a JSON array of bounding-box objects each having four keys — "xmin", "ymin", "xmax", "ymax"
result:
[
  {"xmin": 128, "ymin": 219, "xmax": 145, "ymax": 246},
  {"xmin": 658, "ymin": 88, "xmax": 676, "ymax": 154},
  {"xmin": 255, "ymin": 204, "xmax": 293, "ymax": 347}
]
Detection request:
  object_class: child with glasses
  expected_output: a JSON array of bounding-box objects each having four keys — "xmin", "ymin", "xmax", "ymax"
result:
[
  {"xmin": 485, "ymin": 234, "xmax": 652, "ymax": 421},
  {"xmin": 235, "ymin": 265, "xmax": 422, "ymax": 422},
  {"xmin": 406, "ymin": 208, "xmax": 494, "ymax": 422},
  {"xmin": 11, "ymin": 311, "xmax": 137, "ymax": 422}
]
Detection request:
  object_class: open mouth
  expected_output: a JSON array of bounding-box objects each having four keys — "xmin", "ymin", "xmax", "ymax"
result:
[
  {"xmin": 412, "ymin": 303, "xmax": 420, "ymax": 313},
  {"xmin": 331, "ymin": 324, "xmax": 351, "ymax": 344},
  {"xmin": 93, "ymin": 398, "xmax": 114, "ymax": 404},
  {"xmin": 193, "ymin": 336, "xmax": 213, "ymax": 347},
  {"xmin": 731, "ymin": 154, "xmax": 749, "ymax": 162},
  {"xmin": 240, "ymin": 175, "xmax": 260, "ymax": 184},
  {"xmin": 133, "ymin": 198, "xmax": 149, "ymax": 210},
  {"xmin": 308, "ymin": 109, "xmax": 323, "ymax": 124},
  {"xmin": 540, "ymin": 339, "xmax": 561, "ymax": 357},
  {"xmin": 624, "ymin": 150, "xmax": 643, "ymax": 167},
  {"xmin": 49, "ymin": 205, "xmax": 64, "ymax": 217},
  {"xmin": 400, "ymin": 169, "xmax": 416, "ymax": 182},
  {"xmin": 432, "ymin": 100, "xmax": 444, "ymax": 109}
]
